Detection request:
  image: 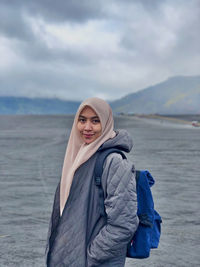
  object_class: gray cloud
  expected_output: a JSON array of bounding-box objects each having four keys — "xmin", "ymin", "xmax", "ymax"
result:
[
  {"xmin": 0, "ymin": 3, "xmax": 34, "ymax": 41},
  {"xmin": 26, "ymin": 0, "xmax": 105, "ymax": 23},
  {"xmin": 0, "ymin": 64, "xmax": 108, "ymax": 101},
  {"xmin": 16, "ymin": 39, "xmax": 95, "ymax": 66},
  {"xmin": 0, "ymin": 0, "xmax": 199, "ymax": 101},
  {"xmin": 1, "ymin": 0, "xmax": 106, "ymax": 24}
]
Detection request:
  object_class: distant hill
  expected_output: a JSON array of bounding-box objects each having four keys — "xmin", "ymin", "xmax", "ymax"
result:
[
  {"xmin": 0, "ymin": 97, "xmax": 80, "ymax": 114},
  {"xmin": 1, "ymin": 75, "xmax": 200, "ymax": 114},
  {"xmin": 110, "ymin": 75, "xmax": 200, "ymax": 114}
]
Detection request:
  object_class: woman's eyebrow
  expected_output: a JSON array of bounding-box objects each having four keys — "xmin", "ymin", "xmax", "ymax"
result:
[
  {"xmin": 79, "ymin": 115, "xmax": 99, "ymax": 119},
  {"xmin": 91, "ymin": 116, "xmax": 100, "ymax": 119}
]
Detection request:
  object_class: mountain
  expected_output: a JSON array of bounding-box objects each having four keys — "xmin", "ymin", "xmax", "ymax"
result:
[
  {"xmin": 1, "ymin": 75, "xmax": 200, "ymax": 114},
  {"xmin": 0, "ymin": 97, "xmax": 80, "ymax": 114},
  {"xmin": 110, "ymin": 75, "xmax": 200, "ymax": 114}
]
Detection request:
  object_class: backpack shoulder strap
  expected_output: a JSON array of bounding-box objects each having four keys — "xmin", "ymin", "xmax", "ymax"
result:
[
  {"xmin": 135, "ymin": 170, "xmax": 140, "ymax": 184},
  {"xmin": 94, "ymin": 148, "xmax": 126, "ymax": 216},
  {"xmin": 94, "ymin": 148, "xmax": 126, "ymax": 186}
]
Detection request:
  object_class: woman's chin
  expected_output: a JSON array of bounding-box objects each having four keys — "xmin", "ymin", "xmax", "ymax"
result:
[
  {"xmin": 84, "ymin": 138, "xmax": 94, "ymax": 144},
  {"xmin": 82, "ymin": 133, "xmax": 101, "ymax": 144}
]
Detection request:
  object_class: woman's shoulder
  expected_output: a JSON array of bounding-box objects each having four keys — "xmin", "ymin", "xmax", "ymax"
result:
[
  {"xmin": 103, "ymin": 152, "xmax": 134, "ymax": 174},
  {"xmin": 106, "ymin": 152, "xmax": 124, "ymax": 160},
  {"xmin": 102, "ymin": 152, "xmax": 123, "ymax": 169},
  {"xmin": 101, "ymin": 151, "xmax": 135, "ymax": 193}
]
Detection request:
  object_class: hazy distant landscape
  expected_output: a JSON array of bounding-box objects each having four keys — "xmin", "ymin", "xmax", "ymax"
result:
[
  {"xmin": 111, "ymin": 75, "xmax": 200, "ymax": 114},
  {"xmin": 0, "ymin": 97, "xmax": 80, "ymax": 115},
  {"xmin": 1, "ymin": 75, "xmax": 200, "ymax": 115}
]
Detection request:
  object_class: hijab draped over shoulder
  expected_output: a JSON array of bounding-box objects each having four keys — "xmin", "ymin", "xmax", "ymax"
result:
[{"xmin": 60, "ymin": 97, "xmax": 116, "ymax": 215}]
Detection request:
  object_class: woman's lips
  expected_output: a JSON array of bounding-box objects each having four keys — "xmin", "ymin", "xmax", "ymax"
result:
[{"xmin": 83, "ymin": 133, "xmax": 94, "ymax": 138}]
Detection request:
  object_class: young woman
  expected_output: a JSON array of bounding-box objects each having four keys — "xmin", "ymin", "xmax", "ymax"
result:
[{"xmin": 46, "ymin": 97, "xmax": 139, "ymax": 267}]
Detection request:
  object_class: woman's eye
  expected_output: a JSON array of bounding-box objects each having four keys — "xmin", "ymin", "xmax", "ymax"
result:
[
  {"xmin": 92, "ymin": 119, "xmax": 100, "ymax": 124},
  {"xmin": 78, "ymin": 118, "xmax": 86, "ymax": 123}
]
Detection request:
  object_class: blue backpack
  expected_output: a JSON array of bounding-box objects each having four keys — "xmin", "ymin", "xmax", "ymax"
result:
[{"xmin": 94, "ymin": 148, "xmax": 162, "ymax": 259}]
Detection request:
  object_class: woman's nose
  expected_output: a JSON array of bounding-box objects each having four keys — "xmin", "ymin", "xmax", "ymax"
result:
[{"xmin": 84, "ymin": 120, "xmax": 92, "ymax": 130}]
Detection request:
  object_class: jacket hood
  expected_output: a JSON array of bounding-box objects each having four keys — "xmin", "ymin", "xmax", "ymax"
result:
[{"xmin": 98, "ymin": 129, "xmax": 133, "ymax": 153}]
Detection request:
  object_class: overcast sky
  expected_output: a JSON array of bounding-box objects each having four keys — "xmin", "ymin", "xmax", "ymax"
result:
[{"xmin": 0, "ymin": 0, "xmax": 200, "ymax": 101}]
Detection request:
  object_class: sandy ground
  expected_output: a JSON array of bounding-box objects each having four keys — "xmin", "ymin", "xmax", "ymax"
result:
[{"xmin": 0, "ymin": 115, "xmax": 200, "ymax": 266}]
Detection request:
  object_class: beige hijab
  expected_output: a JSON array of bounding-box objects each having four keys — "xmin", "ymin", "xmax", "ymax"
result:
[{"xmin": 60, "ymin": 97, "xmax": 116, "ymax": 215}]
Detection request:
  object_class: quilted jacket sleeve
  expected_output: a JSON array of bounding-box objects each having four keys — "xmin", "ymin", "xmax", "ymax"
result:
[{"xmin": 87, "ymin": 153, "xmax": 139, "ymax": 266}]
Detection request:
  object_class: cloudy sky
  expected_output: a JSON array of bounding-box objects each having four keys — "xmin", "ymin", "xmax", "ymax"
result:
[{"xmin": 0, "ymin": 0, "xmax": 200, "ymax": 101}]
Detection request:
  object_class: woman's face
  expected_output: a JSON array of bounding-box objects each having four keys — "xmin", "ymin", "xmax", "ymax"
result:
[{"xmin": 77, "ymin": 106, "xmax": 102, "ymax": 144}]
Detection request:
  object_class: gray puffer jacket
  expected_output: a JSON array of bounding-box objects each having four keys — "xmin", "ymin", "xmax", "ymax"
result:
[{"xmin": 46, "ymin": 130, "xmax": 139, "ymax": 267}]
